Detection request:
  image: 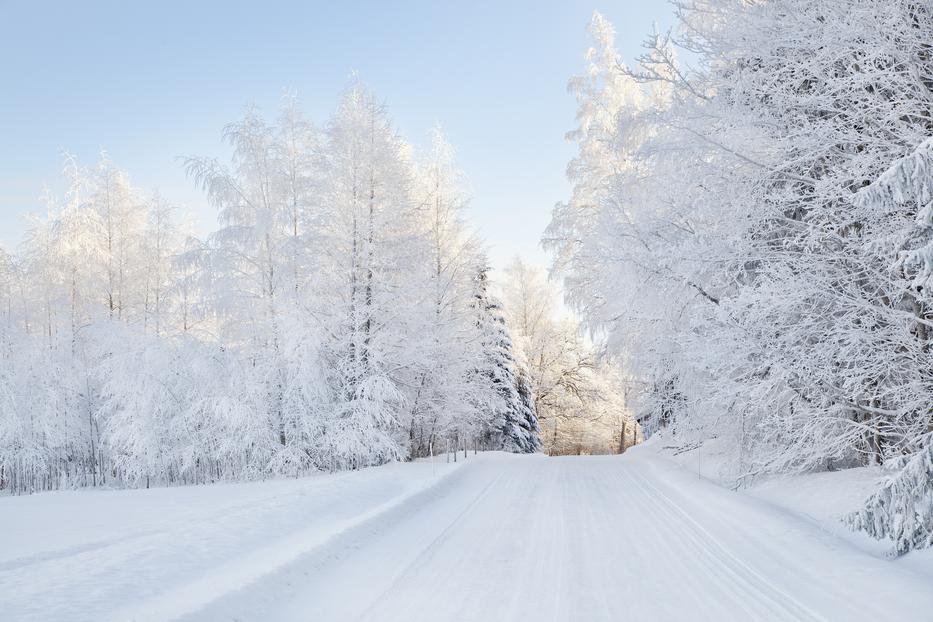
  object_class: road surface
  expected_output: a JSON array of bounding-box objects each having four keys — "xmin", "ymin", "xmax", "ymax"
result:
[
  {"xmin": 3, "ymin": 451, "xmax": 931, "ymax": 621},
  {"xmin": 176, "ymin": 453, "xmax": 933, "ymax": 621}
]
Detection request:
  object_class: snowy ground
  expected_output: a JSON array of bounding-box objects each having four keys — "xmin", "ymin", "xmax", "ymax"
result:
[{"xmin": 2, "ymin": 449, "xmax": 932, "ymax": 621}]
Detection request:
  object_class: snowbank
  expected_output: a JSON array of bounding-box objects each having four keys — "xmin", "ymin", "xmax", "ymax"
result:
[
  {"xmin": 0, "ymin": 456, "xmax": 465, "ymax": 621},
  {"xmin": 638, "ymin": 437, "xmax": 933, "ymax": 575}
]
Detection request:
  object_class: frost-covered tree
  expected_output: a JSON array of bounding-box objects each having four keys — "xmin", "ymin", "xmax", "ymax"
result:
[
  {"xmin": 307, "ymin": 84, "xmax": 428, "ymax": 469},
  {"xmin": 549, "ymin": 3, "xmax": 933, "ymax": 547},
  {"xmin": 186, "ymin": 99, "xmax": 324, "ymax": 474},
  {"xmin": 472, "ymin": 266, "xmax": 540, "ymax": 454},
  {"xmin": 844, "ymin": 138, "xmax": 933, "ymax": 554},
  {"xmin": 401, "ymin": 129, "xmax": 492, "ymax": 457}
]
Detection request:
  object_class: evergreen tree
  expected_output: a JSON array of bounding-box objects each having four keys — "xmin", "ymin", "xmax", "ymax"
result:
[{"xmin": 472, "ymin": 266, "xmax": 540, "ymax": 453}]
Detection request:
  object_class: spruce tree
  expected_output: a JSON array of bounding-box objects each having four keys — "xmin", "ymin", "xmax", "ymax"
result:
[{"xmin": 472, "ymin": 266, "xmax": 541, "ymax": 453}]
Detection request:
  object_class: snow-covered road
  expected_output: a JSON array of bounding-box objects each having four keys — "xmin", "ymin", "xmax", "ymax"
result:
[{"xmin": 3, "ymin": 451, "xmax": 932, "ymax": 621}]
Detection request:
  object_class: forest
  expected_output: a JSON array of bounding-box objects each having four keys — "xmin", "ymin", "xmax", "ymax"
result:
[{"xmin": 0, "ymin": 85, "xmax": 638, "ymax": 496}]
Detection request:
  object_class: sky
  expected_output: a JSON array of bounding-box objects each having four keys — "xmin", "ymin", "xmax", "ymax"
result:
[{"xmin": 0, "ymin": 0, "xmax": 678, "ymax": 273}]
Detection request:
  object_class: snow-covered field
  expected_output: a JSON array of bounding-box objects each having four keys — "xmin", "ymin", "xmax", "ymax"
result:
[{"xmin": 2, "ymin": 449, "xmax": 932, "ymax": 621}]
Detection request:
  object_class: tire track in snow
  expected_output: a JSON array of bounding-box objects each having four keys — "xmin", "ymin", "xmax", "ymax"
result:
[
  {"xmin": 622, "ymin": 468, "xmax": 783, "ymax": 619},
  {"xmin": 624, "ymin": 466, "xmax": 825, "ymax": 621},
  {"xmin": 604, "ymin": 463, "xmax": 726, "ymax": 618},
  {"xmin": 358, "ymin": 469, "xmax": 506, "ymax": 619}
]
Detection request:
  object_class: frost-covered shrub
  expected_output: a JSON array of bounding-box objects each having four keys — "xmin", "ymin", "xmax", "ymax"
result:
[{"xmin": 847, "ymin": 439, "xmax": 933, "ymax": 556}]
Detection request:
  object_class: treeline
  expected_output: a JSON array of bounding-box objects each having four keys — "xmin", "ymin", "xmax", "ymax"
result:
[
  {"xmin": 0, "ymin": 84, "xmax": 541, "ymax": 493},
  {"xmin": 548, "ymin": 2, "xmax": 933, "ymax": 553}
]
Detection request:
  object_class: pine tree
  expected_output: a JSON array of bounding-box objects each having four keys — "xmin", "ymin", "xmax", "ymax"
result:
[
  {"xmin": 845, "ymin": 138, "xmax": 933, "ymax": 554},
  {"xmin": 472, "ymin": 266, "xmax": 540, "ymax": 453}
]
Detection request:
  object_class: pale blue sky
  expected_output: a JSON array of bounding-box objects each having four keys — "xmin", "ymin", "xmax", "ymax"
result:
[{"xmin": 0, "ymin": 0, "xmax": 677, "ymax": 270}]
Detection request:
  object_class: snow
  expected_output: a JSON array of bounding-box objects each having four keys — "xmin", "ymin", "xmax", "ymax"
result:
[
  {"xmin": 3, "ymin": 450, "xmax": 933, "ymax": 621},
  {"xmin": 651, "ymin": 436, "xmax": 933, "ymax": 563},
  {"xmin": 0, "ymin": 457, "xmax": 463, "ymax": 621}
]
